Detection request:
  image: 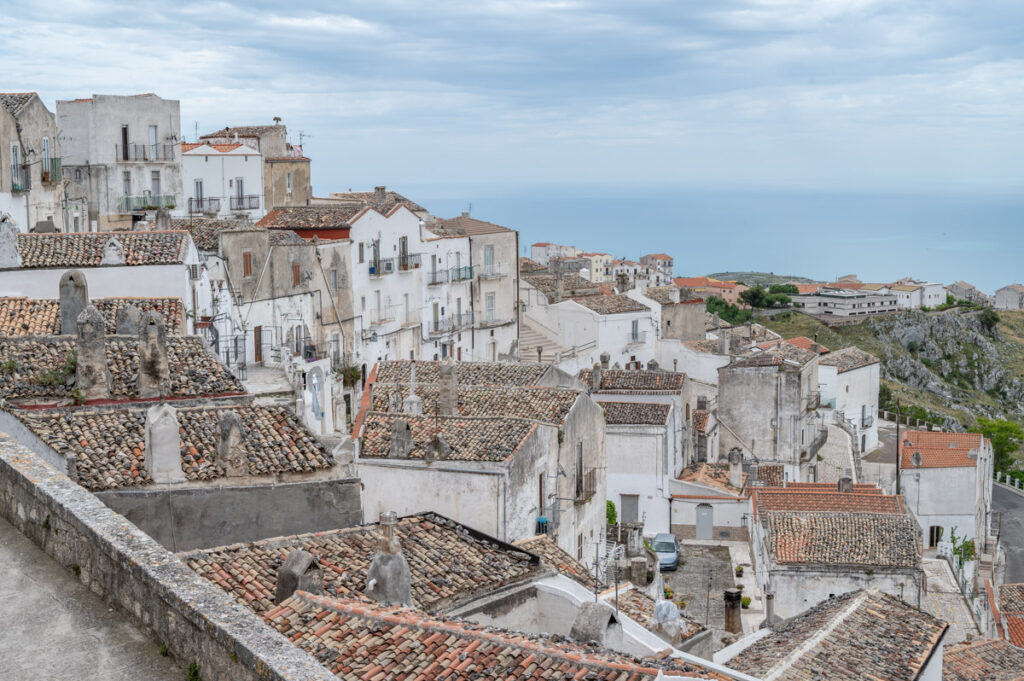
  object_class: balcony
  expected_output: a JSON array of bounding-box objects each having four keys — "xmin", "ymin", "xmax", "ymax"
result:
[
  {"xmin": 121, "ymin": 194, "xmax": 176, "ymax": 212},
  {"xmin": 574, "ymin": 467, "xmax": 598, "ymax": 502},
  {"xmin": 451, "ymin": 265, "xmax": 473, "ymax": 282},
  {"xmin": 188, "ymin": 197, "xmax": 221, "ymax": 214},
  {"xmin": 115, "ymin": 143, "xmax": 176, "ymax": 162},
  {"xmin": 398, "ymin": 253, "xmax": 422, "ymax": 272},
  {"xmin": 806, "ymin": 391, "xmax": 821, "ymax": 411},
  {"xmin": 626, "ymin": 330, "xmax": 648, "ymax": 346},
  {"xmin": 369, "ymin": 306, "xmax": 397, "ymax": 326},
  {"xmin": 10, "ymin": 165, "xmax": 29, "ymax": 192},
  {"xmin": 861, "ymin": 414, "xmax": 875, "ymax": 428},
  {"xmin": 230, "ymin": 195, "xmax": 260, "ymax": 210},
  {"xmin": 477, "ymin": 313, "xmax": 509, "ymax": 329},
  {"xmin": 368, "ymin": 258, "xmax": 396, "ymax": 276},
  {"xmin": 428, "ymin": 269, "xmax": 449, "ymax": 286},
  {"xmin": 808, "ymin": 427, "xmax": 828, "ymax": 457},
  {"xmin": 478, "ymin": 263, "xmax": 505, "ymax": 279},
  {"xmin": 429, "ymin": 312, "xmax": 473, "ymax": 335},
  {"xmin": 40, "ymin": 158, "xmax": 61, "ymax": 184}
]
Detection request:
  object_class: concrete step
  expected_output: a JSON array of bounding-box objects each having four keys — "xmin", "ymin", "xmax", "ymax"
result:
[{"xmin": 519, "ymin": 321, "xmax": 568, "ymax": 363}]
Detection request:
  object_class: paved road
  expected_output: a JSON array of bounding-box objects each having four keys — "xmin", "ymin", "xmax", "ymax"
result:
[
  {"xmin": 920, "ymin": 559, "xmax": 979, "ymax": 644},
  {"xmin": 995, "ymin": 484, "xmax": 1024, "ymax": 583}
]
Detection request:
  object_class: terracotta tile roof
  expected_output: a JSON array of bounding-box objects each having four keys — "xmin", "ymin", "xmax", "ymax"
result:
[
  {"xmin": 752, "ymin": 489, "xmax": 903, "ymax": 517},
  {"xmin": 200, "ymin": 124, "xmax": 278, "ymax": 138},
  {"xmin": 899, "ymin": 430, "xmax": 987, "ymax": 469},
  {"xmin": 728, "ymin": 589, "xmax": 946, "ymax": 681},
  {"xmin": 644, "ymin": 285, "xmax": 679, "ymax": 305},
  {"xmin": 944, "ymin": 639, "xmax": 1024, "ymax": 681},
  {"xmin": 375, "ymin": 360, "xmax": 548, "ymax": 387},
  {"xmin": 609, "ymin": 588, "xmax": 705, "ymax": 643},
  {"xmin": 15, "ymin": 231, "xmax": 189, "ymax": 268},
  {"xmin": 596, "ymin": 400, "xmax": 670, "ymax": 425},
  {"xmin": 519, "ymin": 257, "xmax": 545, "ymax": 273},
  {"xmin": 755, "ymin": 463, "xmax": 784, "ymax": 487},
  {"xmin": 263, "ymin": 591, "xmax": 726, "ymax": 681},
  {"xmin": 181, "ymin": 142, "xmax": 247, "ymax": 153},
  {"xmin": 763, "ymin": 511, "xmax": 920, "ymax": 568},
  {"xmin": 360, "ymin": 413, "xmax": 536, "ymax": 463},
  {"xmin": 674, "ymin": 277, "xmax": 712, "ymax": 289},
  {"xmin": 731, "ymin": 342, "xmax": 816, "ymax": 368},
  {"xmin": 0, "ymin": 92, "xmax": 35, "ymax": 116},
  {"xmin": 572, "ymin": 294, "xmax": 649, "ymax": 315},
  {"xmin": 684, "ymin": 339, "xmax": 723, "ymax": 354},
  {"xmin": 756, "ymin": 336, "xmax": 829, "ymax": 354},
  {"xmin": 645, "ymin": 253, "xmax": 672, "ymax": 260},
  {"xmin": 14, "ymin": 404, "xmax": 332, "ymax": 491},
  {"xmin": 169, "ymin": 217, "xmax": 268, "ymax": 251},
  {"xmin": 758, "ymin": 481, "xmax": 883, "ymax": 494},
  {"xmin": 371, "ymin": 385, "xmax": 580, "ymax": 426},
  {"xmin": 818, "ymin": 346, "xmax": 880, "ymax": 373},
  {"xmin": 256, "ymin": 206, "xmax": 361, "ymax": 230},
  {"xmin": 1000, "ymin": 583, "xmax": 1024, "ymax": 647},
  {"xmin": 692, "ymin": 409, "xmax": 710, "ymax": 434},
  {"xmin": 182, "ymin": 513, "xmax": 540, "ymax": 616},
  {"xmin": 0, "ymin": 335, "xmax": 242, "ymax": 402},
  {"xmin": 514, "ymin": 534, "xmax": 599, "ymax": 589},
  {"xmin": 323, "ymin": 188, "xmax": 425, "ymax": 214},
  {"xmin": 578, "ymin": 368, "xmax": 685, "ymax": 393},
  {"xmin": 793, "ymin": 283, "xmax": 823, "ymax": 294},
  {"xmin": 522, "ymin": 272, "xmax": 601, "ymax": 301},
  {"xmin": 0, "ymin": 297, "xmax": 183, "ymax": 335},
  {"xmin": 677, "ymin": 462, "xmax": 745, "ymax": 494},
  {"xmin": 432, "ymin": 214, "xmax": 514, "ymax": 236},
  {"xmin": 1007, "ymin": 616, "xmax": 1024, "ymax": 649}
]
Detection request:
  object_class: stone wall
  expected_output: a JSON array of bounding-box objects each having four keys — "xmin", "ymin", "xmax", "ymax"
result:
[
  {"xmin": 0, "ymin": 436, "xmax": 334, "ymax": 681},
  {"xmin": 672, "ymin": 524, "xmax": 750, "ymax": 542}
]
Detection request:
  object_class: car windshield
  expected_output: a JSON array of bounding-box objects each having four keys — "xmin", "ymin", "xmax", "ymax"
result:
[{"xmin": 652, "ymin": 541, "xmax": 675, "ymax": 552}]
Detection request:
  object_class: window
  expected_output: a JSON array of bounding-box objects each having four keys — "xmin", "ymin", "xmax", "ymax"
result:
[
  {"xmin": 148, "ymin": 125, "xmax": 158, "ymax": 157},
  {"xmin": 286, "ymin": 172, "xmax": 293, "ymax": 194},
  {"xmin": 577, "ymin": 533, "xmax": 583, "ymax": 561},
  {"xmin": 122, "ymin": 171, "xmax": 131, "ymax": 197},
  {"xmin": 486, "ymin": 292, "xmax": 495, "ymax": 323},
  {"xmin": 194, "ymin": 179, "xmax": 204, "ymax": 200},
  {"xmin": 121, "ymin": 125, "xmax": 129, "ymax": 160},
  {"xmin": 10, "ymin": 145, "xmax": 19, "ymax": 187},
  {"xmin": 236, "ymin": 177, "xmax": 244, "ymax": 199},
  {"xmin": 330, "ymin": 268, "xmax": 338, "ymax": 291},
  {"xmin": 242, "ymin": 251, "xmax": 253, "ymax": 278},
  {"xmin": 151, "ymin": 170, "xmax": 160, "ymax": 196},
  {"xmin": 358, "ymin": 243, "xmax": 364, "ymax": 263},
  {"xmin": 484, "ymin": 245, "xmax": 494, "ymax": 275},
  {"xmin": 538, "ymin": 473, "xmax": 545, "ymax": 515},
  {"xmin": 41, "ymin": 137, "xmax": 49, "ymax": 176},
  {"xmin": 292, "ymin": 262, "xmax": 301, "ymax": 287}
]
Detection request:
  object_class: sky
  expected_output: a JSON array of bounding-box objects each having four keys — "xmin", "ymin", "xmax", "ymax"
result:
[{"xmin": 3, "ymin": 1, "xmax": 1022, "ymax": 290}]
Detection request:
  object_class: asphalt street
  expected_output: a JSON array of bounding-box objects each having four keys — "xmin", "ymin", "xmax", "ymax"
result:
[{"xmin": 994, "ymin": 484, "xmax": 1024, "ymax": 583}]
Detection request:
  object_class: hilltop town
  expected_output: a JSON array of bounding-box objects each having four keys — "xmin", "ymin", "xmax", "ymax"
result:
[{"xmin": 2, "ymin": 91, "xmax": 1024, "ymax": 681}]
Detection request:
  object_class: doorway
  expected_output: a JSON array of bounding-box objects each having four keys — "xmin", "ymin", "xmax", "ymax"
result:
[
  {"xmin": 621, "ymin": 494, "xmax": 639, "ymax": 524},
  {"xmin": 929, "ymin": 526, "xmax": 943, "ymax": 548},
  {"xmin": 696, "ymin": 503, "xmax": 713, "ymax": 540},
  {"xmin": 253, "ymin": 325, "xmax": 263, "ymax": 363}
]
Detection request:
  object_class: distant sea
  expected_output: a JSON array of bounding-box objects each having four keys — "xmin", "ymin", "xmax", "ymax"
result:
[{"xmin": 420, "ymin": 187, "xmax": 1023, "ymax": 294}]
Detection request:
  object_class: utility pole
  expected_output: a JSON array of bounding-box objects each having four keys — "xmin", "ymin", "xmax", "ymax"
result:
[{"xmin": 895, "ymin": 398, "xmax": 902, "ymax": 496}]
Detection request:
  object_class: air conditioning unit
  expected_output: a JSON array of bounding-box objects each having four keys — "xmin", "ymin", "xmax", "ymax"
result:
[
  {"xmin": 382, "ymin": 260, "xmax": 395, "ymax": 273},
  {"xmin": 188, "ymin": 264, "xmax": 200, "ymax": 280}
]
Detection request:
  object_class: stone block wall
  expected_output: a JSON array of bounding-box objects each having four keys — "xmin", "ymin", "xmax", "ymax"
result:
[
  {"xmin": 0, "ymin": 436, "xmax": 334, "ymax": 681},
  {"xmin": 672, "ymin": 524, "xmax": 750, "ymax": 542}
]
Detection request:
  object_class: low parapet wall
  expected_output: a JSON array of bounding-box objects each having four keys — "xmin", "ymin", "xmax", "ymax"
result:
[{"xmin": 0, "ymin": 434, "xmax": 334, "ymax": 681}]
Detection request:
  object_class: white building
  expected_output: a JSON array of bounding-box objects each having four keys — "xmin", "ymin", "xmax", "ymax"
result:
[
  {"xmin": 899, "ymin": 430, "xmax": 994, "ymax": 549},
  {"xmin": 669, "ymin": 460, "xmax": 748, "ymax": 541},
  {"xmin": 0, "ymin": 93, "xmax": 65, "ymax": 233},
  {"xmin": 579, "ymin": 252, "xmax": 613, "ymax": 283},
  {"xmin": 57, "ymin": 93, "xmax": 183, "ymax": 231},
  {"xmin": 179, "ymin": 142, "xmax": 264, "ymax": 220},
  {"xmin": 530, "ymin": 242, "xmax": 578, "ymax": 266},
  {"xmin": 994, "ymin": 284, "xmax": 1024, "ymax": 311},
  {"xmin": 818, "ymin": 346, "xmax": 881, "ymax": 454},
  {"xmin": 889, "ymin": 281, "xmax": 946, "ymax": 309},
  {"xmin": 639, "ymin": 253, "xmax": 673, "ymax": 279},
  {"xmin": 793, "ymin": 288, "xmax": 898, "ymax": 317}
]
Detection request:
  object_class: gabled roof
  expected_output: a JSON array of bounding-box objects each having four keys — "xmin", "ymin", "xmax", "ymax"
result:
[
  {"xmin": 579, "ymin": 368, "xmax": 685, "ymax": 393},
  {"xmin": 676, "ymin": 462, "xmax": 745, "ymax": 495},
  {"xmin": 14, "ymin": 404, "xmax": 332, "ymax": 491},
  {"xmin": 944, "ymin": 638, "xmax": 1024, "ymax": 681},
  {"xmin": 817, "ymin": 346, "xmax": 879, "ymax": 373},
  {"xmin": 692, "ymin": 409, "xmax": 710, "ymax": 434},
  {"xmin": 323, "ymin": 188, "xmax": 425, "ymax": 214},
  {"xmin": 730, "ymin": 342, "xmax": 816, "ymax": 369},
  {"xmin": 751, "ymin": 489, "xmax": 903, "ymax": 518},
  {"xmin": 170, "ymin": 216, "xmax": 277, "ymax": 251},
  {"xmin": 899, "ymin": 430, "xmax": 988, "ymax": 469},
  {"xmin": 571, "ymin": 294, "xmax": 648, "ymax": 315},
  {"xmin": 200, "ymin": 124, "xmax": 278, "ymax": 138},
  {"xmin": 728, "ymin": 589, "xmax": 946, "ymax": 681},
  {"xmin": 514, "ymin": 534, "xmax": 599, "ymax": 589},
  {"xmin": 519, "ymin": 257, "xmax": 546, "ymax": 273},
  {"xmin": 375, "ymin": 360, "xmax": 548, "ymax": 387},
  {"xmin": 432, "ymin": 214, "xmax": 514, "ymax": 236},
  {"xmin": 256, "ymin": 206, "xmax": 362, "ymax": 230},
  {"xmin": 0, "ymin": 92, "xmax": 36, "ymax": 117},
  {"xmin": 596, "ymin": 400, "xmax": 670, "ymax": 425},
  {"xmin": 181, "ymin": 512, "xmax": 541, "ymax": 616},
  {"xmin": 999, "ymin": 583, "xmax": 1024, "ymax": 648},
  {"xmin": 756, "ymin": 336, "xmax": 829, "ymax": 354},
  {"xmin": 674, "ymin": 277, "xmax": 712, "ymax": 288},
  {"xmin": 370, "ymin": 385, "xmax": 581, "ymax": 426},
  {"xmin": 0, "ymin": 296, "xmax": 183, "ymax": 335},
  {"xmin": 522, "ymin": 272, "xmax": 601, "ymax": 301},
  {"xmin": 16, "ymin": 231, "xmax": 190, "ymax": 268},
  {"xmin": 360, "ymin": 413, "xmax": 537, "ymax": 463},
  {"xmin": 763, "ymin": 511, "xmax": 920, "ymax": 568}
]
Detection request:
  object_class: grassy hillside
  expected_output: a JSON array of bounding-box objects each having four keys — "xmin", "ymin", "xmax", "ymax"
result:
[
  {"xmin": 707, "ymin": 271, "xmax": 818, "ymax": 287},
  {"xmin": 762, "ymin": 309, "xmax": 1024, "ymax": 428}
]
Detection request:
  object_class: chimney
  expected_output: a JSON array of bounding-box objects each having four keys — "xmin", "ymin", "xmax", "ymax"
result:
[
  {"xmin": 138, "ymin": 312, "xmax": 170, "ymax": 399},
  {"xmin": 590, "ymin": 363, "xmax": 602, "ymax": 393},
  {"xmin": 273, "ymin": 116, "xmax": 282, "ymax": 125},
  {"xmin": 144, "ymin": 403, "xmax": 186, "ymax": 483},
  {"xmin": 811, "ymin": 342, "xmax": 821, "ymax": 355},
  {"xmin": 218, "ymin": 411, "xmax": 248, "ymax": 476},
  {"xmin": 717, "ymin": 332, "xmax": 728, "ymax": 355},
  {"xmin": 59, "ymin": 269, "xmax": 89, "ymax": 334},
  {"xmin": 154, "ymin": 206, "xmax": 171, "ymax": 230},
  {"xmin": 75, "ymin": 305, "xmax": 111, "ymax": 400},
  {"xmin": 402, "ymin": 360, "xmax": 423, "ymax": 415},
  {"xmin": 600, "ymin": 352, "xmax": 610, "ymax": 370},
  {"xmin": 837, "ymin": 476, "xmax": 853, "ymax": 493},
  {"xmin": 100, "ymin": 236, "xmax": 125, "ymax": 265},
  {"xmin": 389, "ymin": 419, "xmax": 415, "ymax": 458},
  {"xmin": 374, "ymin": 185, "xmax": 386, "ymax": 205},
  {"xmin": 365, "ymin": 511, "xmax": 413, "ymax": 606},
  {"xmin": 761, "ymin": 591, "xmax": 780, "ymax": 629},
  {"xmin": 536, "ymin": 346, "xmax": 544, "ymax": 363},
  {"xmin": 114, "ymin": 304, "xmax": 141, "ymax": 335},
  {"xmin": 728, "ymin": 448, "xmax": 744, "ymax": 489},
  {"xmin": 723, "ymin": 588, "xmax": 742, "ymax": 634},
  {"xmin": 0, "ymin": 213, "xmax": 22, "ymax": 268},
  {"xmin": 647, "ymin": 359, "xmax": 660, "ymax": 372},
  {"xmin": 438, "ymin": 362, "xmax": 457, "ymax": 416},
  {"xmin": 424, "ymin": 434, "xmax": 451, "ymax": 462},
  {"xmin": 275, "ymin": 550, "xmax": 323, "ymax": 604}
]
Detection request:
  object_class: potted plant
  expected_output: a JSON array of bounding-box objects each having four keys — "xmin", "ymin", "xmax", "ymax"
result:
[{"xmin": 735, "ymin": 565, "xmax": 744, "ymax": 578}]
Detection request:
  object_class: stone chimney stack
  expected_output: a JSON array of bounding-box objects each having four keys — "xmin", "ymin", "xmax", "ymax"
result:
[
  {"xmin": 761, "ymin": 591, "xmax": 779, "ymax": 629},
  {"xmin": 402, "ymin": 361, "xmax": 423, "ymax": 415},
  {"xmin": 600, "ymin": 352, "xmax": 610, "ymax": 370},
  {"xmin": 837, "ymin": 476, "xmax": 853, "ymax": 493},
  {"xmin": 811, "ymin": 342, "xmax": 822, "ymax": 355},
  {"xmin": 374, "ymin": 185, "xmax": 387, "ymax": 205},
  {"xmin": 114, "ymin": 304, "xmax": 141, "ymax": 335},
  {"xmin": 724, "ymin": 588, "xmax": 743, "ymax": 634},
  {"xmin": 717, "ymin": 332, "xmax": 728, "ymax": 355},
  {"xmin": 275, "ymin": 550, "xmax": 323, "ymax": 604},
  {"xmin": 438, "ymin": 362, "xmax": 458, "ymax": 416},
  {"xmin": 728, "ymin": 448, "xmax": 744, "ymax": 489},
  {"xmin": 218, "ymin": 411, "xmax": 248, "ymax": 476},
  {"xmin": 647, "ymin": 359, "xmax": 660, "ymax": 372},
  {"xmin": 365, "ymin": 511, "xmax": 413, "ymax": 606},
  {"xmin": 389, "ymin": 419, "xmax": 414, "ymax": 458},
  {"xmin": 75, "ymin": 305, "xmax": 111, "ymax": 400},
  {"xmin": 154, "ymin": 206, "xmax": 171, "ymax": 230},
  {"xmin": 144, "ymin": 403, "xmax": 186, "ymax": 484},
  {"xmin": 553, "ymin": 260, "xmax": 564, "ymax": 303},
  {"xmin": 59, "ymin": 269, "xmax": 89, "ymax": 335},
  {"xmin": 138, "ymin": 312, "xmax": 170, "ymax": 399},
  {"xmin": 590, "ymin": 363, "xmax": 602, "ymax": 394},
  {"xmin": 0, "ymin": 213, "xmax": 22, "ymax": 268}
]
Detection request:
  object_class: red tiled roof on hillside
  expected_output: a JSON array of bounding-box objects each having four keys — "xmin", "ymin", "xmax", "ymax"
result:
[
  {"xmin": 674, "ymin": 277, "xmax": 712, "ymax": 288},
  {"xmin": 757, "ymin": 336, "xmax": 830, "ymax": 354},
  {"xmin": 751, "ymin": 489, "xmax": 904, "ymax": 520},
  {"xmin": 899, "ymin": 430, "xmax": 988, "ymax": 469},
  {"xmin": 944, "ymin": 639, "xmax": 1024, "ymax": 681}
]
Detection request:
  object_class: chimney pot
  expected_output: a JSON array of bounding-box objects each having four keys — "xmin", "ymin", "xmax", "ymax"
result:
[
  {"xmin": 724, "ymin": 588, "xmax": 743, "ymax": 634},
  {"xmin": 275, "ymin": 549, "xmax": 323, "ymax": 603},
  {"xmin": 59, "ymin": 269, "xmax": 89, "ymax": 334},
  {"xmin": 365, "ymin": 511, "xmax": 412, "ymax": 606},
  {"xmin": 837, "ymin": 476, "xmax": 853, "ymax": 493},
  {"xmin": 728, "ymin": 448, "xmax": 744, "ymax": 489},
  {"xmin": 145, "ymin": 403, "xmax": 185, "ymax": 484}
]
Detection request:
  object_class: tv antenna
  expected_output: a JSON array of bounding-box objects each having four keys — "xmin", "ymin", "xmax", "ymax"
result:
[{"xmin": 299, "ymin": 131, "xmax": 311, "ymax": 146}]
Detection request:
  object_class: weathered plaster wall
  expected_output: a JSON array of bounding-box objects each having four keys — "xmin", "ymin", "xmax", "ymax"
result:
[{"xmin": 770, "ymin": 565, "xmax": 922, "ymax": 620}]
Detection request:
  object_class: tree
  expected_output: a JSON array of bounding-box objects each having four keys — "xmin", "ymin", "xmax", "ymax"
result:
[
  {"xmin": 970, "ymin": 417, "xmax": 1024, "ymax": 471},
  {"xmin": 978, "ymin": 309, "xmax": 1000, "ymax": 335},
  {"xmin": 706, "ymin": 296, "xmax": 752, "ymax": 324},
  {"xmin": 739, "ymin": 285, "xmax": 769, "ymax": 308},
  {"xmin": 769, "ymin": 284, "xmax": 799, "ymax": 296}
]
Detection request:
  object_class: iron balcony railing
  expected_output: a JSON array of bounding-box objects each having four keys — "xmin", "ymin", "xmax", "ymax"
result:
[
  {"xmin": 575, "ymin": 467, "xmax": 598, "ymax": 502},
  {"xmin": 626, "ymin": 330, "xmax": 648, "ymax": 345},
  {"xmin": 450, "ymin": 265, "xmax": 473, "ymax": 282},
  {"xmin": 477, "ymin": 313, "xmax": 509, "ymax": 328},
  {"xmin": 428, "ymin": 269, "xmax": 449, "ymax": 285},
  {"xmin": 369, "ymin": 306, "xmax": 397, "ymax": 326},
  {"xmin": 398, "ymin": 253, "xmax": 422, "ymax": 271},
  {"xmin": 188, "ymin": 197, "xmax": 221, "ymax": 213},
  {"xmin": 806, "ymin": 391, "xmax": 821, "ymax": 411},
  {"xmin": 116, "ymin": 143, "xmax": 176, "ymax": 162},
  {"xmin": 230, "ymin": 194, "xmax": 260, "ymax": 210},
  {"xmin": 40, "ymin": 158, "xmax": 61, "ymax": 184},
  {"xmin": 429, "ymin": 312, "xmax": 473, "ymax": 335},
  {"xmin": 478, "ymin": 263, "xmax": 504, "ymax": 279},
  {"xmin": 121, "ymin": 194, "xmax": 176, "ymax": 211},
  {"xmin": 808, "ymin": 427, "xmax": 828, "ymax": 457},
  {"xmin": 862, "ymin": 414, "xmax": 875, "ymax": 428},
  {"xmin": 10, "ymin": 164, "xmax": 29, "ymax": 192},
  {"xmin": 369, "ymin": 258, "xmax": 396, "ymax": 276}
]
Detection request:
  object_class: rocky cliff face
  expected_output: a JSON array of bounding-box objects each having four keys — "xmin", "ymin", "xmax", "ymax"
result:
[{"xmin": 866, "ymin": 310, "xmax": 1024, "ymax": 420}]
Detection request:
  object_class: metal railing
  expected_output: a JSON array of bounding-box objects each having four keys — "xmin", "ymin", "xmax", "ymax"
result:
[
  {"xmin": 626, "ymin": 331, "xmax": 648, "ymax": 345},
  {"xmin": 398, "ymin": 253, "xmax": 422, "ymax": 271},
  {"xmin": 368, "ymin": 258, "xmax": 396, "ymax": 276},
  {"xmin": 450, "ymin": 265, "xmax": 473, "ymax": 282},
  {"xmin": 428, "ymin": 269, "xmax": 449, "ymax": 285},
  {"xmin": 554, "ymin": 340, "xmax": 598, "ymax": 363},
  {"xmin": 116, "ymin": 143, "xmax": 176, "ymax": 162},
  {"xmin": 429, "ymin": 312, "xmax": 473, "ymax": 335},
  {"xmin": 369, "ymin": 306, "xmax": 397, "ymax": 325},
  {"xmin": 806, "ymin": 391, "xmax": 821, "ymax": 411},
  {"xmin": 478, "ymin": 263, "xmax": 504, "ymax": 279},
  {"xmin": 121, "ymin": 194, "xmax": 177, "ymax": 211},
  {"xmin": 230, "ymin": 194, "xmax": 260, "ymax": 210},
  {"xmin": 10, "ymin": 165, "xmax": 29, "ymax": 191},
  {"xmin": 808, "ymin": 427, "xmax": 828, "ymax": 457},
  {"xmin": 40, "ymin": 158, "xmax": 61, "ymax": 184},
  {"xmin": 861, "ymin": 414, "xmax": 874, "ymax": 428},
  {"xmin": 575, "ymin": 467, "xmax": 598, "ymax": 502},
  {"xmin": 188, "ymin": 197, "xmax": 221, "ymax": 213},
  {"xmin": 293, "ymin": 336, "xmax": 337, "ymax": 362},
  {"xmin": 477, "ymin": 313, "xmax": 509, "ymax": 328}
]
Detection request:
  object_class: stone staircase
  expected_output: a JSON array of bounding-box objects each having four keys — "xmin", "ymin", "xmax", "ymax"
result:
[{"xmin": 519, "ymin": 320, "xmax": 569, "ymax": 363}]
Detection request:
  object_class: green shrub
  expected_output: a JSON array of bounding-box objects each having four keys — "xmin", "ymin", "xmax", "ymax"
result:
[
  {"xmin": 741, "ymin": 596, "xmax": 751, "ymax": 609},
  {"xmin": 606, "ymin": 500, "xmax": 617, "ymax": 526},
  {"xmin": 187, "ymin": 662, "xmax": 203, "ymax": 681}
]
